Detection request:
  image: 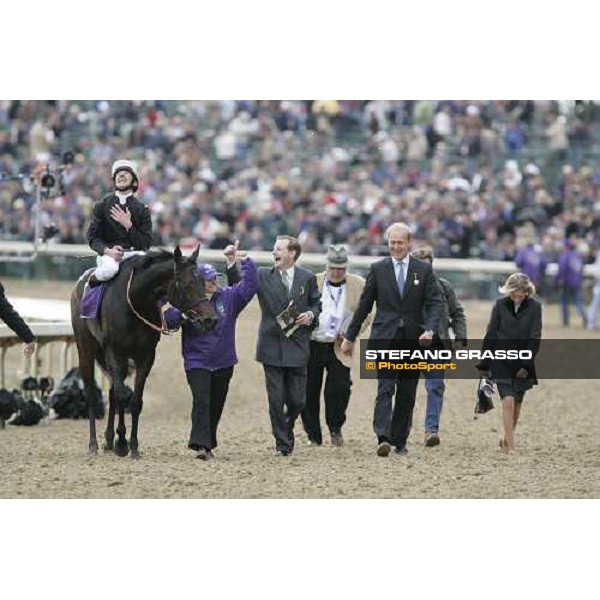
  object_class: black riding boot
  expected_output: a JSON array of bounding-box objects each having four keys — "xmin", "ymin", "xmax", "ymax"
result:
[{"xmin": 88, "ymin": 274, "xmax": 101, "ymax": 288}]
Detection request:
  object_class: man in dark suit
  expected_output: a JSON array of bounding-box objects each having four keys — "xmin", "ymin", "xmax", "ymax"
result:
[
  {"xmin": 375, "ymin": 245, "xmax": 468, "ymax": 448},
  {"xmin": 341, "ymin": 223, "xmax": 443, "ymax": 456},
  {"xmin": 256, "ymin": 235, "xmax": 321, "ymax": 456}
]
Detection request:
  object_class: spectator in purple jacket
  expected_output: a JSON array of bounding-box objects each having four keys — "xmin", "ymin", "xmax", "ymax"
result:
[
  {"xmin": 164, "ymin": 244, "xmax": 259, "ymax": 460},
  {"xmin": 586, "ymin": 247, "xmax": 600, "ymax": 330},
  {"xmin": 554, "ymin": 239, "xmax": 587, "ymax": 327},
  {"xmin": 515, "ymin": 236, "xmax": 548, "ymax": 296}
]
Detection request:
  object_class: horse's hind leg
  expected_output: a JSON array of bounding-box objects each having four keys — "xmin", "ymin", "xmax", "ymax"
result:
[
  {"xmin": 94, "ymin": 353, "xmax": 115, "ymax": 452},
  {"xmin": 129, "ymin": 350, "xmax": 156, "ymax": 459},
  {"xmin": 77, "ymin": 341, "xmax": 99, "ymax": 455},
  {"xmin": 73, "ymin": 333, "xmax": 100, "ymax": 454},
  {"xmin": 72, "ymin": 285, "xmax": 100, "ymax": 455}
]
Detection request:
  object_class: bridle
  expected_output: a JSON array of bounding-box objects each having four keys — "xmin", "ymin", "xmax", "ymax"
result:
[
  {"xmin": 170, "ymin": 266, "xmax": 212, "ymax": 324},
  {"xmin": 126, "ymin": 267, "xmax": 211, "ymax": 335}
]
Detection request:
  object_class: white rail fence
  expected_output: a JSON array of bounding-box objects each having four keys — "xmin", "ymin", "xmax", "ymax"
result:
[{"xmin": 0, "ymin": 239, "xmax": 595, "ymax": 276}]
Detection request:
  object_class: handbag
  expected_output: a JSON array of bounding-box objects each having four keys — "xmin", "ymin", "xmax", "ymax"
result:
[{"xmin": 474, "ymin": 376, "xmax": 495, "ymax": 417}]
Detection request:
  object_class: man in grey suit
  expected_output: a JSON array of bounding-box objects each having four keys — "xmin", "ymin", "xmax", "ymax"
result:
[
  {"xmin": 341, "ymin": 223, "xmax": 444, "ymax": 456},
  {"xmin": 256, "ymin": 235, "xmax": 322, "ymax": 456}
]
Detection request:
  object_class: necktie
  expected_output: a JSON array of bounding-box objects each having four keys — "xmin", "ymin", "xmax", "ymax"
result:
[
  {"xmin": 396, "ymin": 261, "xmax": 404, "ymax": 297},
  {"xmin": 281, "ymin": 270, "xmax": 291, "ymax": 295}
]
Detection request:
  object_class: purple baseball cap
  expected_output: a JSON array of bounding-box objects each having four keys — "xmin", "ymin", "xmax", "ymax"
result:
[{"xmin": 197, "ymin": 263, "xmax": 219, "ymax": 280}]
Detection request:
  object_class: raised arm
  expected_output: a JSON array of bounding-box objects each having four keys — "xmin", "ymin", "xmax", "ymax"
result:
[{"xmin": 231, "ymin": 257, "xmax": 259, "ymax": 314}]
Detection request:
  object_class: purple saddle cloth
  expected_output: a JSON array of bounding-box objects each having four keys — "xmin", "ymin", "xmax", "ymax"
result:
[{"xmin": 81, "ymin": 282, "xmax": 107, "ymax": 319}]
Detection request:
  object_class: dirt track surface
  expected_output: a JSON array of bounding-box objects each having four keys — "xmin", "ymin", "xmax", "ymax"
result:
[{"xmin": 1, "ymin": 279, "xmax": 599, "ymax": 498}]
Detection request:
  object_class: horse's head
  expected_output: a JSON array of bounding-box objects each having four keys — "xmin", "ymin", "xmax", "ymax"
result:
[{"xmin": 168, "ymin": 245, "xmax": 218, "ymax": 331}]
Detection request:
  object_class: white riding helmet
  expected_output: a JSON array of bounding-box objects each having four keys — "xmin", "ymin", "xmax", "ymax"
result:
[{"xmin": 111, "ymin": 159, "xmax": 139, "ymax": 191}]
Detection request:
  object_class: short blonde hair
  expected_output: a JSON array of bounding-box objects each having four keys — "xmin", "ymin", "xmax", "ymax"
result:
[
  {"xmin": 499, "ymin": 272, "xmax": 536, "ymax": 297},
  {"xmin": 385, "ymin": 222, "xmax": 412, "ymax": 241}
]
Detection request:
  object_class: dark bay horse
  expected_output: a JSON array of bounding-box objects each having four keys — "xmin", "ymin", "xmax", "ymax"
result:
[{"xmin": 70, "ymin": 246, "xmax": 217, "ymax": 457}]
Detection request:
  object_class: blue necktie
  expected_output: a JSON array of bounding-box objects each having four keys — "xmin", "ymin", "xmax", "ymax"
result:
[{"xmin": 397, "ymin": 261, "xmax": 404, "ymax": 297}]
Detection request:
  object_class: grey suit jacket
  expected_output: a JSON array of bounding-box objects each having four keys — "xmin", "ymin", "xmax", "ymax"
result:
[
  {"xmin": 255, "ymin": 265, "xmax": 322, "ymax": 367},
  {"xmin": 345, "ymin": 256, "xmax": 443, "ymax": 343}
]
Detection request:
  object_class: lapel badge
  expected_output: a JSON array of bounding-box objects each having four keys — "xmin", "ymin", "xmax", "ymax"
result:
[{"xmin": 413, "ymin": 273, "xmax": 420, "ymax": 286}]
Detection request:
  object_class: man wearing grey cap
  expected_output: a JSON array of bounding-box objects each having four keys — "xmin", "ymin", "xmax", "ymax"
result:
[{"xmin": 300, "ymin": 245, "xmax": 371, "ymax": 447}]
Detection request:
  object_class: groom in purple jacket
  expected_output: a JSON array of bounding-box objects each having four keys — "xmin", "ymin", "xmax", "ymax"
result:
[
  {"xmin": 163, "ymin": 244, "xmax": 259, "ymax": 460},
  {"xmin": 515, "ymin": 239, "xmax": 548, "ymax": 296},
  {"xmin": 554, "ymin": 239, "xmax": 587, "ymax": 327}
]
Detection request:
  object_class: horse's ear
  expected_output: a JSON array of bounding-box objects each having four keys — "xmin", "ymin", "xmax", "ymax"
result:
[
  {"xmin": 174, "ymin": 245, "xmax": 183, "ymax": 265},
  {"xmin": 189, "ymin": 244, "xmax": 201, "ymax": 263}
]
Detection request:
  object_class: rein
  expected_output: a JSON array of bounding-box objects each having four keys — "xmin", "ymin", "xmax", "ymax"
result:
[{"xmin": 126, "ymin": 270, "xmax": 174, "ymax": 335}]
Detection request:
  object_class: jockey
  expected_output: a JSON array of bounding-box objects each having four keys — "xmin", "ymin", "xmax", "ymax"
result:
[{"xmin": 86, "ymin": 160, "xmax": 153, "ymax": 287}]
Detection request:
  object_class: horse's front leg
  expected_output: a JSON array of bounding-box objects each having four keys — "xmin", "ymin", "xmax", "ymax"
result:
[
  {"xmin": 129, "ymin": 351, "xmax": 156, "ymax": 459},
  {"xmin": 115, "ymin": 395, "xmax": 129, "ymax": 457},
  {"xmin": 103, "ymin": 387, "xmax": 116, "ymax": 452},
  {"xmin": 85, "ymin": 381, "xmax": 99, "ymax": 455}
]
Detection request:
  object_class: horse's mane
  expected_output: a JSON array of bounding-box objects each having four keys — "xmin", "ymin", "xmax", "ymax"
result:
[{"xmin": 128, "ymin": 248, "xmax": 174, "ymax": 271}]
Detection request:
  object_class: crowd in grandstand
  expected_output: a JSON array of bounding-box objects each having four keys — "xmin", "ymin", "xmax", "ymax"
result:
[{"xmin": 1, "ymin": 100, "xmax": 600, "ymax": 267}]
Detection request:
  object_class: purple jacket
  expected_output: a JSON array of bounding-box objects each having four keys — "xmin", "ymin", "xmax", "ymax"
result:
[
  {"xmin": 515, "ymin": 245, "xmax": 547, "ymax": 286},
  {"xmin": 555, "ymin": 248, "xmax": 584, "ymax": 289},
  {"xmin": 164, "ymin": 258, "xmax": 259, "ymax": 371}
]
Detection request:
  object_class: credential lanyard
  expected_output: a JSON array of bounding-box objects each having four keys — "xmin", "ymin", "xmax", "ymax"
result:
[{"xmin": 326, "ymin": 280, "xmax": 344, "ymax": 309}]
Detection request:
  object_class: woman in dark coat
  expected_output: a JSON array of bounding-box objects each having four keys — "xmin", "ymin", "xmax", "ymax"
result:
[{"xmin": 478, "ymin": 273, "xmax": 542, "ymax": 453}]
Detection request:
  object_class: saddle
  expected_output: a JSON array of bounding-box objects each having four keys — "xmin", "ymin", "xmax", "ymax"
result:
[
  {"xmin": 80, "ymin": 270, "xmax": 108, "ymax": 320},
  {"xmin": 79, "ymin": 270, "xmax": 109, "ymax": 346}
]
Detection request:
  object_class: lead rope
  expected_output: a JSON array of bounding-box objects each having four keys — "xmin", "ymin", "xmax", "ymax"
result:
[{"xmin": 126, "ymin": 270, "xmax": 174, "ymax": 335}]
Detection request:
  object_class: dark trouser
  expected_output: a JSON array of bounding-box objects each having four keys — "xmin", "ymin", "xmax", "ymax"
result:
[
  {"xmin": 374, "ymin": 374, "xmax": 420, "ymax": 448},
  {"xmin": 263, "ymin": 364, "xmax": 307, "ymax": 453},
  {"xmin": 374, "ymin": 331, "xmax": 422, "ymax": 448},
  {"xmin": 186, "ymin": 366, "xmax": 234, "ymax": 451},
  {"xmin": 301, "ymin": 341, "xmax": 351, "ymax": 444}
]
